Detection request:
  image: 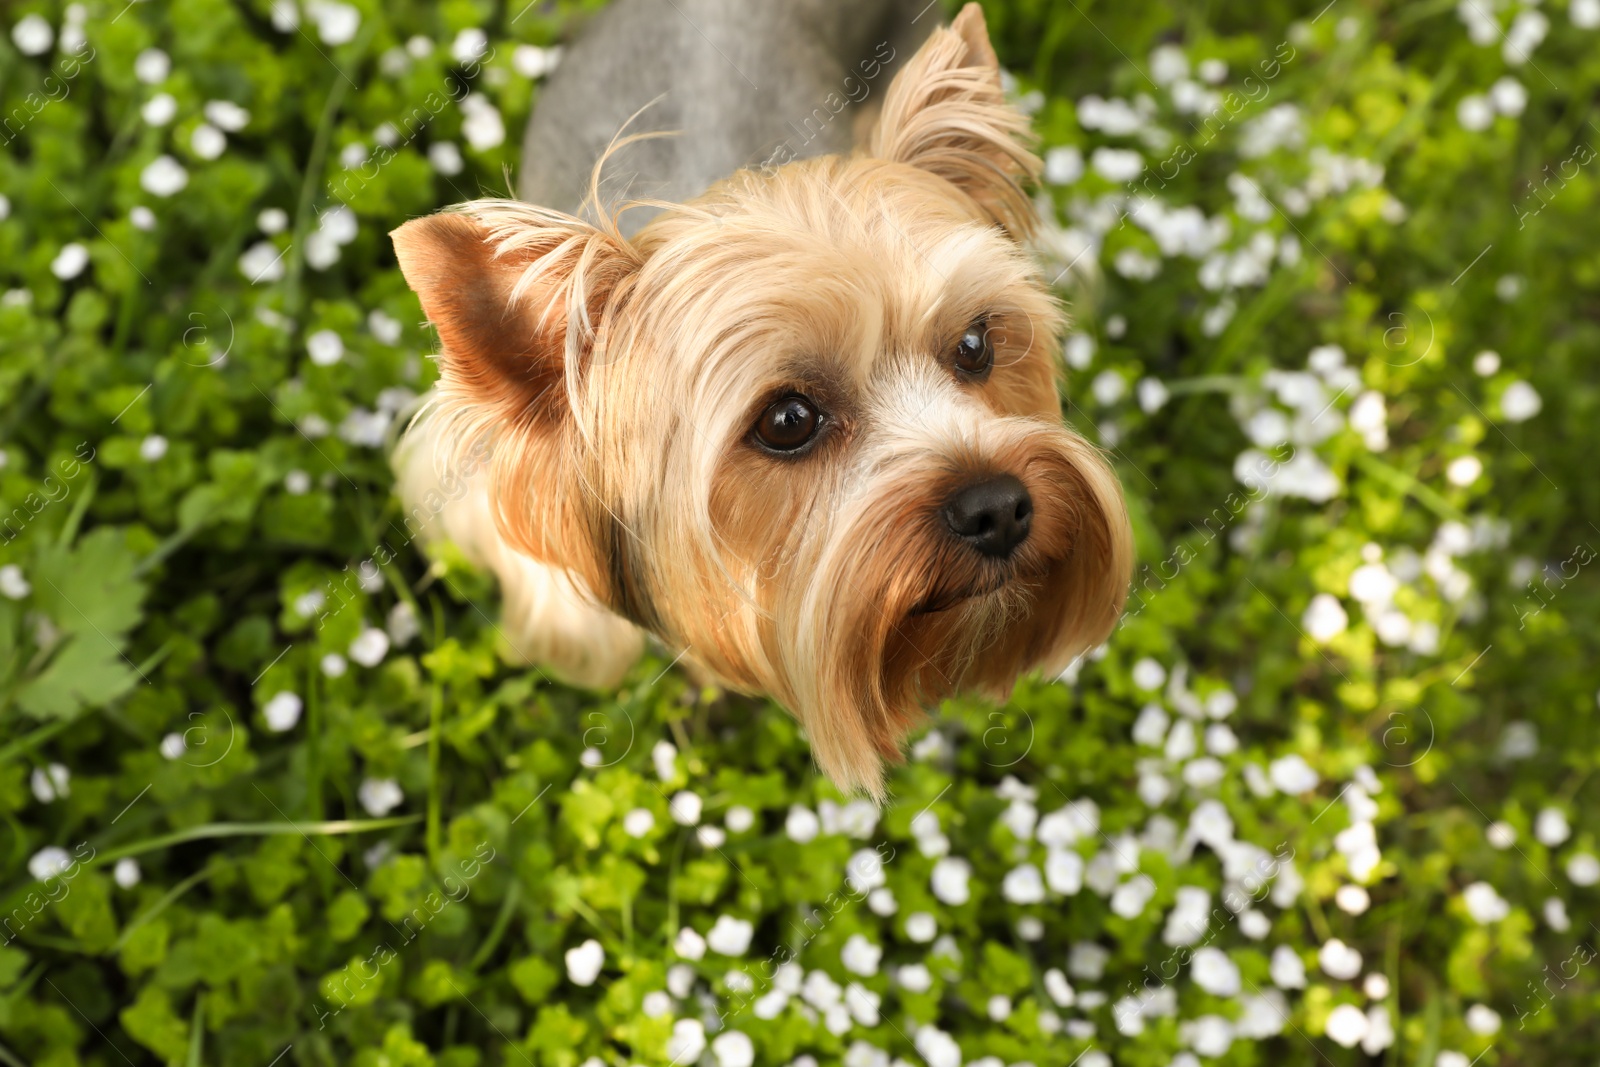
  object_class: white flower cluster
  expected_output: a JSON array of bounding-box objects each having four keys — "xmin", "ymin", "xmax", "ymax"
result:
[{"xmin": 1232, "ymin": 345, "xmax": 1366, "ymax": 505}]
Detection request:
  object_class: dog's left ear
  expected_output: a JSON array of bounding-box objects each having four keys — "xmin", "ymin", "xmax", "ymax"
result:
[
  {"xmin": 869, "ymin": 2, "xmax": 1040, "ymax": 235},
  {"xmin": 390, "ymin": 202, "xmax": 644, "ymax": 602},
  {"xmin": 391, "ymin": 203, "xmax": 642, "ymax": 434}
]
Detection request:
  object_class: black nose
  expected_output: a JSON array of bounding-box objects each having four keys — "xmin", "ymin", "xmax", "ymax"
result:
[{"xmin": 943, "ymin": 474, "xmax": 1033, "ymax": 558}]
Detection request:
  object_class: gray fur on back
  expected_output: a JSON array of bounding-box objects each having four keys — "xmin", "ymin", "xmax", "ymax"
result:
[{"xmin": 517, "ymin": 0, "xmax": 936, "ymax": 234}]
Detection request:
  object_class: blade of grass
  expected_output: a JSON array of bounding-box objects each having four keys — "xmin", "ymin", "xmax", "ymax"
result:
[
  {"xmin": 0, "ymin": 639, "xmax": 171, "ymax": 766},
  {"xmin": 90, "ymin": 816, "xmax": 420, "ymax": 869},
  {"xmin": 307, "ymin": 655, "xmax": 324, "ymax": 821},
  {"xmin": 112, "ymin": 861, "xmax": 228, "ymax": 953},
  {"xmin": 465, "ymin": 880, "xmax": 521, "ymax": 973},
  {"xmin": 1351, "ymin": 451, "xmax": 1467, "ymax": 523},
  {"xmin": 56, "ymin": 470, "xmax": 97, "ymax": 547},
  {"xmin": 427, "ymin": 600, "xmax": 447, "ymax": 870},
  {"xmin": 283, "ymin": 21, "xmax": 376, "ymax": 322},
  {"xmin": 428, "ymin": 679, "xmax": 443, "ymax": 871},
  {"xmin": 186, "ymin": 992, "xmax": 205, "ymax": 1067}
]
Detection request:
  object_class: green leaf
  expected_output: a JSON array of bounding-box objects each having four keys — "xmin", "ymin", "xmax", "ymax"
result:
[
  {"xmin": 30, "ymin": 526, "xmax": 146, "ymax": 640},
  {"xmin": 119, "ymin": 986, "xmax": 190, "ymax": 1064},
  {"xmin": 13, "ymin": 630, "xmax": 139, "ymax": 720}
]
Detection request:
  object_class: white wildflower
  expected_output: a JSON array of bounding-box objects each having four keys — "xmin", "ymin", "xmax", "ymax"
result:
[
  {"xmin": 114, "ymin": 857, "xmax": 142, "ymax": 889},
  {"xmin": 1303, "ymin": 593, "xmax": 1348, "ymax": 641},
  {"xmin": 1003, "ymin": 863, "xmax": 1046, "ymax": 904},
  {"xmin": 707, "ymin": 914, "xmax": 753, "ymax": 956},
  {"xmin": 140, "ymin": 155, "xmax": 189, "ymax": 197},
  {"xmin": 191, "ymin": 123, "xmax": 227, "ymax": 160},
  {"xmin": 667, "ymin": 1019, "xmax": 706, "ymax": 1064},
  {"xmin": 669, "ymin": 790, "xmax": 702, "ymax": 825},
  {"xmin": 1110, "ymin": 874, "xmax": 1156, "ymax": 919},
  {"xmin": 1500, "ymin": 379, "xmax": 1541, "ymax": 421},
  {"xmin": 712, "ymin": 1031, "xmax": 754, "ymax": 1067},
  {"xmin": 307, "ymin": 329, "xmax": 344, "ymax": 366},
  {"xmin": 674, "ymin": 926, "xmax": 706, "ymax": 960},
  {"xmin": 565, "ymin": 939, "xmax": 603, "ymax": 985},
  {"xmin": 1045, "ymin": 849, "xmax": 1084, "ymax": 895},
  {"xmin": 0, "ymin": 566, "xmax": 30, "ymax": 599},
  {"xmin": 308, "ymin": 0, "xmax": 360, "ymax": 45},
  {"xmin": 1269, "ymin": 754, "xmax": 1319, "ymax": 794},
  {"xmin": 31, "ymin": 764, "xmax": 70, "ymax": 803},
  {"xmin": 1044, "ymin": 145, "xmax": 1083, "ymax": 185},
  {"xmin": 358, "ymin": 778, "xmax": 403, "ymax": 816},
  {"xmin": 913, "ymin": 1026, "xmax": 962, "ymax": 1067},
  {"xmin": 348, "ymin": 627, "xmax": 389, "ymax": 667},
  {"xmin": 12, "ymin": 14, "xmax": 53, "ymax": 55},
  {"xmin": 428, "ymin": 141, "xmax": 464, "ymax": 175},
  {"xmin": 841, "ymin": 934, "xmax": 881, "ymax": 976},
  {"xmin": 1324, "ymin": 1003, "xmax": 1368, "ymax": 1048},
  {"xmin": 1271, "ymin": 944, "xmax": 1306, "ymax": 989},
  {"xmin": 785, "ymin": 804, "xmax": 819, "ymax": 842},
  {"xmin": 1190, "ymin": 946, "xmax": 1240, "ymax": 995},
  {"xmin": 51, "ymin": 243, "xmax": 89, "ymax": 280},
  {"xmin": 930, "ymin": 857, "xmax": 971, "ymax": 905},
  {"xmin": 1319, "ymin": 938, "xmax": 1363, "ymax": 980},
  {"xmin": 1465, "ymin": 1003, "xmax": 1501, "ymax": 1035},
  {"xmin": 263, "ymin": 691, "xmax": 303, "ymax": 732},
  {"xmin": 1335, "ymin": 884, "xmax": 1371, "ymax": 915},
  {"xmin": 134, "ymin": 48, "xmax": 171, "ymax": 83},
  {"xmin": 29, "ymin": 847, "xmax": 72, "ymax": 880}
]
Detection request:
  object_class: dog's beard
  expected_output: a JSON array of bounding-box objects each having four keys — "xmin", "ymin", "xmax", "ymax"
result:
[{"xmin": 772, "ymin": 420, "xmax": 1129, "ymax": 797}]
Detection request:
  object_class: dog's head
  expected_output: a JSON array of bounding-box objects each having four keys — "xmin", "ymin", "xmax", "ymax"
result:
[{"xmin": 392, "ymin": 4, "xmax": 1132, "ymax": 796}]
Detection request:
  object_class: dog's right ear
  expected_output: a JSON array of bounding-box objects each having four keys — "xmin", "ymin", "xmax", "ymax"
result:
[
  {"xmin": 391, "ymin": 201, "xmax": 644, "ymax": 592},
  {"xmin": 869, "ymin": 2, "xmax": 1039, "ymax": 236},
  {"xmin": 391, "ymin": 201, "xmax": 643, "ymax": 437}
]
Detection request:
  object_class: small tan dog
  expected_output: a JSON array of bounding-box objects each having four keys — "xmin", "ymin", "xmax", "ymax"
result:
[{"xmin": 392, "ymin": 5, "xmax": 1132, "ymax": 796}]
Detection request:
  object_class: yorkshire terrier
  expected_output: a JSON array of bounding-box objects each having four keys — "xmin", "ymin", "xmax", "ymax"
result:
[{"xmin": 392, "ymin": 2, "xmax": 1133, "ymax": 797}]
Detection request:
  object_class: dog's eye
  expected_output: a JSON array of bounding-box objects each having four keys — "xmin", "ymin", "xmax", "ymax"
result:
[
  {"xmin": 753, "ymin": 394, "xmax": 821, "ymax": 453},
  {"xmin": 954, "ymin": 318, "xmax": 993, "ymax": 378}
]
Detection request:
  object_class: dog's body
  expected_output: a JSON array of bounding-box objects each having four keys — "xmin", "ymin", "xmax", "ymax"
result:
[
  {"xmin": 393, "ymin": 3, "xmax": 1132, "ymax": 796},
  {"xmin": 517, "ymin": 0, "xmax": 934, "ymax": 230}
]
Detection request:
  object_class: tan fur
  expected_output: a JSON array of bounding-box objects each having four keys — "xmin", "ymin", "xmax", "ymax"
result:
[
  {"xmin": 391, "ymin": 4, "xmax": 1133, "ymax": 797},
  {"xmin": 393, "ymin": 417, "xmax": 645, "ymax": 688}
]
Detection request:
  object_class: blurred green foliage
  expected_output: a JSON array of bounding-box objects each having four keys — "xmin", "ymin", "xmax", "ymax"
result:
[{"xmin": 1, "ymin": 0, "xmax": 1598, "ymax": 1064}]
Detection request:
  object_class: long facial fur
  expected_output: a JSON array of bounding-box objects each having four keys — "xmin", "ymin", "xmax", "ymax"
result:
[{"xmin": 392, "ymin": 5, "xmax": 1134, "ymax": 798}]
